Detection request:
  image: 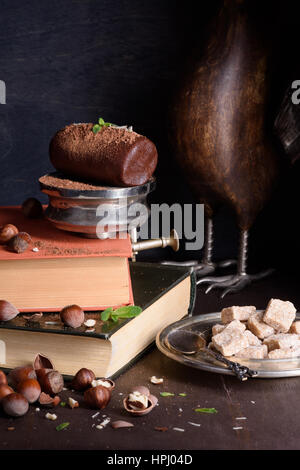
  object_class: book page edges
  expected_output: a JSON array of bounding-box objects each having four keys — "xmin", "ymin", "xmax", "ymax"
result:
[{"xmin": 106, "ymin": 276, "xmax": 191, "ymax": 376}]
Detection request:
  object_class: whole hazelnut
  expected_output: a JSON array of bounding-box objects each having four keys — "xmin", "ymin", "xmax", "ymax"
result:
[
  {"xmin": 0, "ymin": 224, "xmax": 18, "ymax": 244},
  {"xmin": 60, "ymin": 305, "xmax": 85, "ymax": 328},
  {"xmin": 0, "ymin": 300, "xmax": 19, "ymax": 322},
  {"xmin": 0, "ymin": 384, "xmax": 14, "ymax": 401},
  {"xmin": 21, "ymin": 198, "xmax": 44, "ymax": 219},
  {"xmin": 84, "ymin": 385, "xmax": 111, "ymax": 409},
  {"xmin": 71, "ymin": 368, "xmax": 95, "ymax": 391},
  {"xmin": 0, "ymin": 370, "xmax": 7, "ymax": 385},
  {"xmin": 17, "ymin": 378, "xmax": 41, "ymax": 403},
  {"xmin": 36, "ymin": 368, "xmax": 64, "ymax": 395},
  {"xmin": 2, "ymin": 392, "xmax": 29, "ymax": 417},
  {"xmin": 7, "ymin": 234, "xmax": 29, "ymax": 253},
  {"xmin": 8, "ymin": 366, "xmax": 37, "ymax": 388}
]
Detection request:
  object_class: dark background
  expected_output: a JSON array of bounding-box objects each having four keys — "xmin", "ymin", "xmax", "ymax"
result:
[{"xmin": 1, "ymin": 0, "xmax": 300, "ymax": 271}]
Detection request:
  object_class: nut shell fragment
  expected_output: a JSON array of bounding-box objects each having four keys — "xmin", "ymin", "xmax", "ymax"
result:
[
  {"xmin": 111, "ymin": 420, "xmax": 134, "ymax": 429},
  {"xmin": 123, "ymin": 392, "xmax": 158, "ymax": 416}
]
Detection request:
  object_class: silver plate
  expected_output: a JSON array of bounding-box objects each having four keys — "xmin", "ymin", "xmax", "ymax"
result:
[{"xmin": 156, "ymin": 312, "xmax": 300, "ymax": 379}]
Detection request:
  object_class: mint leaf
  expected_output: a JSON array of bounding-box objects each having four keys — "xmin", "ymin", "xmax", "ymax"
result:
[
  {"xmin": 98, "ymin": 117, "xmax": 105, "ymax": 126},
  {"xmin": 93, "ymin": 124, "xmax": 101, "ymax": 134},
  {"xmin": 179, "ymin": 393, "xmax": 187, "ymax": 397},
  {"xmin": 111, "ymin": 314, "xmax": 119, "ymax": 323},
  {"xmin": 113, "ymin": 306, "xmax": 142, "ymax": 318},
  {"xmin": 60, "ymin": 402, "xmax": 66, "ymax": 407},
  {"xmin": 160, "ymin": 392, "xmax": 174, "ymax": 397},
  {"xmin": 101, "ymin": 308, "xmax": 113, "ymax": 322},
  {"xmin": 194, "ymin": 408, "xmax": 218, "ymax": 414},
  {"xmin": 56, "ymin": 422, "xmax": 70, "ymax": 431}
]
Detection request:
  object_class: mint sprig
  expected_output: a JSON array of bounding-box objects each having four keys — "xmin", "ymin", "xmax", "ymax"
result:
[
  {"xmin": 93, "ymin": 117, "xmax": 113, "ymax": 134},
  {"xmin": 101, "ymin": 305, "xmax": 142, "ymax": 322}
]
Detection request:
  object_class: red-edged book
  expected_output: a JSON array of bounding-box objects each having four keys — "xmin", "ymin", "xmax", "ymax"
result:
[{"xmin": 0, "ymin": 206, "xmax": 133, "ymax": 312}]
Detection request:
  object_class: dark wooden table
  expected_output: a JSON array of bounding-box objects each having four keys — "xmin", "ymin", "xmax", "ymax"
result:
[{"xmin": 1, "ymin": 270, "xmax": 300, "ymax": 451}]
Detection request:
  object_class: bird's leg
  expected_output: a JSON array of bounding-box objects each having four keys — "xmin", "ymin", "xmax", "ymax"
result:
[
  {"xmin": 161, "ymin": 217, "xmax": 236, "ymax": 277},
  {"xmin": 197, "ymin": 229, "xmax": 274, "ymax": 297}
]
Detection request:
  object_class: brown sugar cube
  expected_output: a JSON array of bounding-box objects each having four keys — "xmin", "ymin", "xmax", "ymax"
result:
[
  {"xmin": 212, "ymin": 324, "xmax": 226, "ymax": 336},
  {"xmin": 268, "ymin": 346, "xmax": 300, "ymax": 359},
  {"xmin": 247, "ymin": 312, "xmax": 275, "ymax": 339},
  {"xmin": 223, "ymin": 319, "xmax": 246, "ymax": 333},
  {"xmin": 221, "ymin": 306, "xmax": 256, "ymax": 324},
  {"xmin": 263, "ymin": 333, "xmax": 300, "ymax": 352},
  {"xmin": 263, "ymin": 299, "xmax": 296, "ymax": 333},
  {"xmin": 212, "ymin": 329, "xmax": 249, "ymax": 357},
  {"xmin": 244, "ymin": 330, "xmax": 262, "ymax": 346},
  {"xmin": 235, "ymin": 344, "xmax": 268, "ymax": 359},
  {"xmin": 289, "ymin": 321, "xmax": 300, "ymax": 334}
]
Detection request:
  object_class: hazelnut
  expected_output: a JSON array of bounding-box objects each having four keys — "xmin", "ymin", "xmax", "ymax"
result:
[
  {"xmin": 60, "ymin": 305, "xmax": 84, "ymax": 328},
  {"xmin": 0, "ymin": 384, "xmax": 14, "ymax": 401},
  {"xmin": 0, "ymin": 224, "xmax": 18, "ymax": 244},
  {"xmin": 7, "ymin": 234, "xmax": 29, "ymax": 253},
  {"xmin": 36, "ymin": 368, "xmax": 64, "ymax": 395},
  {"xmin": 0, "ymin": 300, "xmax": 19, "ymax": 322},
  {"xmin": 33, "ymin": 353, "xmax": 54, "ymax": 370},
  {"xmin": 71, "ymin": 368, "xmax": 95, "ymax": 391},
  {"xmin": 8, "ymin": 366, "xmax": 37, "ymax": 387},
  {"xmin": 84, "ymin": 385, "xmax": 111, "ymax": 409},
  {"xmin": 38, "ymin": 392, "xmax": 60, "ymax": 407},
  {"xmin": 91, "ymin": 378, "xmax": 115, "ymax": 391},
  {"xmin": 21, "ymin": 198, "xmax": 44, "ymax": 219},
  {"xmin": 123, "ymin": 386, "xmax": 158, "ymax": 416},
  {"xmin": 2, "ymin": 392, "xmax": 29, "ymax": 417},
  {"xmin": 17, "ymin": 378, "xmax": 41, "ymax": 403},
  {"xmin": 0, "ymin": 370, "xmax": 7, "ymax": 385}
]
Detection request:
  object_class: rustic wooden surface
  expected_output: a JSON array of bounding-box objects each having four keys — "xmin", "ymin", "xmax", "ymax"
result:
[{"xmin": 1, "ymin": 270, "xmax": 299, "ymax": 450}]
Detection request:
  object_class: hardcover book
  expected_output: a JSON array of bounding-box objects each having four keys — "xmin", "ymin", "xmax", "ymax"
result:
[
  {"xmin": 0, "ymin": 262, "xmax": 196, "ymax": 378},
  {"xmin": 0, "ymin": 206, "xmax": 133, "ymax": 311}
]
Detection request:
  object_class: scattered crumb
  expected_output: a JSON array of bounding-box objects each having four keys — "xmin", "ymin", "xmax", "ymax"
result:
[
  {"xmin": 119, "ymin": 393, "xmax": 123, "ymax": 396},
  {"xmin": 154, "ymin": 426, "xmax": 168, "ymax": 432},
  {"xmin": 96, "ymin": 418, "xmax": 110, "ymax": 430},
  {"xmin": 188, "ymin": 422, "xmax": 201, "ymax": 427},
  {"xmin": 84, "ymin": 319, "xmax": 96, "ymax": 328},
  {"xmin": 236, "ymin": 417, "xmax": 247, "ymax": 420},
  {"xmin": 45, "ymin": 321, "xmax": 60, "ymax": 325},
  {"xmin": 173, "ymin": 427, "xmax": 185, "ymax": 432},
  {"xmin": 251, "ymin": 401, "xmax": 256, "ymax": 404},
  {"xmin": 7, "ymin": 427, "xmax": 15, "ymax": 431},
  {"xmin": 68, "ymin": 397, "xmax": 79, "ymax": 409},
  {"xmin": 32, "ymin": 247, "xmax": 39, "ymax": 252},
  {"xmin": 92, "ymin": 412, "xmax": 100, "ymax": 419},
  {"xmin": 45, "ymin": 413, "xmax": 57, "ymax": 421},
  {"xmin": 150, "ymin": 376, "xmax": 164, "ymax": 384},
  {"xmin": 85, "ymin": 328, "xmax": 95, "ymax": 333},
  {"xmin": 233, "ymin": 427, "xmax": 243, "ymax": 430},
  {"xmin": 35, "ymin": 408, "xmax": 40, "ymax": 412}
]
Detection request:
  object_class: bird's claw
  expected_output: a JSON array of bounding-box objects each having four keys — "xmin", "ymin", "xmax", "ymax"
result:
[{"xmin": 198, "ymin": 269, "xmax": 275, "ymax": 298}]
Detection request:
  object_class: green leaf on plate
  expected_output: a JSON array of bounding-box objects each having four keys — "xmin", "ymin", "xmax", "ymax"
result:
[
  {"xmin": 179, "ymin": 393, "xmax": 187, "ymax": 397},
  {"xmin": 98, "ymin": 117, "xmax": 105, "ymax": 126},
  {"xmin": 160, "ymin": 392, "xmax": 175, "ymax": 397}
]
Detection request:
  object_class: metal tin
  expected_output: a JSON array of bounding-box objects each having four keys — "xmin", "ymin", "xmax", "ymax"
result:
[{"xmin": 39, "ymin": 172, "xmax": 156, "ymax": 238}]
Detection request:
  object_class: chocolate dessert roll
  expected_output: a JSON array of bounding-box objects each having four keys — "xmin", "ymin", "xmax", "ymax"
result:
[{"xmin": 49, "ymin": 123, "xmax": 158, "ymax": 187}]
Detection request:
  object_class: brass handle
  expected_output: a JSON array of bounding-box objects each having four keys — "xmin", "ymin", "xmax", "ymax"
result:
[{"xmin": 131, "ymin": 229, "xmax": 179, "ymax": 253}]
